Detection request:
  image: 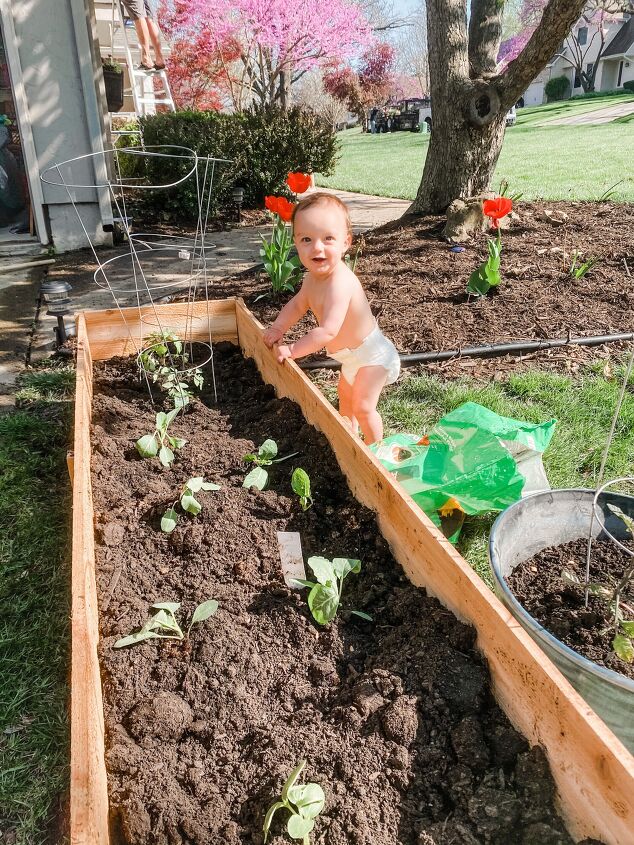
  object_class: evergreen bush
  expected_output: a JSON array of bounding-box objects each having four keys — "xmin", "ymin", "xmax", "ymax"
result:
[{"xmin": 544, "ymin": 75, "xmax": 571, "ymax": 102}]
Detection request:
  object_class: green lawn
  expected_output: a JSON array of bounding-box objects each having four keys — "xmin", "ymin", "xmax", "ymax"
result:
[
  {"xmin": 515, "ymin": 91, "xmax": 634, "ymax": 126},
  {"xmin": 376, "ymin": 363, "xmax": 634, "ymax": 582},
  {"xmin": 0, "ymin": 367, "xmax": 73, "ymax": 844},
  {"xmin": 316, "ymin": 95, "xmax": 634, "ymax": 202}
]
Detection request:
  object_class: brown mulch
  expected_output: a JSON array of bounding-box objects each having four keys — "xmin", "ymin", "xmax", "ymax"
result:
[
  {"xmin": 202, "ymin": 201, "xmax": 634, "ymax": 378},
  {"xmin": 90, "ymin": 345, "xmax": 597, "ymax": 845}
]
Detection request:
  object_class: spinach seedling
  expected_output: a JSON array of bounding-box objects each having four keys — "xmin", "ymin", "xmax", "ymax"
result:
[
  {"xmin": 243, "ymin": 439, "xmax": 298, "ymax": 490},
  {"xmin": 136, "ymin": 409, "xmax": 186, "ymax": 467},
  {"xmin": 296, "ymin": 556, "xmax": 372, "ymax": 625},
  {"xmin": 291, "ymin": 468, "xmax": 313, "ymax": 511},
  {"xmin": 263, "ymin": 760, "xmax": 325, "ymax": 844},
  {"xmin": 161, "ymin": 476, "xmax": 221, "ymax": 533},
  {"xmin": 114, "ymin": 599, "xmax": 219, "ymax": 648}
]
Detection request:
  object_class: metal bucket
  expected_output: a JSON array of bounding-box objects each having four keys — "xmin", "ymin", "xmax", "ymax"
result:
[{"xmin": 489, "ymin": 488, "xmax": 634, "ymax": 753}]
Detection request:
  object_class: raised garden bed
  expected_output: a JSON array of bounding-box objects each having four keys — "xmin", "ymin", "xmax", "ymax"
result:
[{"xmin": 71, "ymin": 299, "xmax": 634, "ymax": 844}]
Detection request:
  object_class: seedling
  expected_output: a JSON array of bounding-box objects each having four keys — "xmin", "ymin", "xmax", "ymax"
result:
[
  {"xmin": 161, "ymin": 476, "xmax": 221, "ymax": 533},
  {"xmin": 138, "ymin": 330, "xmax": 204, "ymax": 408},
  {"xmin": 243, "ymin": 439, "xmax": 299, "ymax": 490},
  {"xmin": 136, "ymin": 409, "xmax": 186, "ymax": 467},
  {"xmin": 467, "ymin": 234, "xmax": 501, "ymax": 296},
  {"xmin": 263, "ymin": 761, "xmax": 325, "ymax": 844},
  {"xmin": 569, "ymin": 250, "xmax": 598, "ymax": 280},
  {"xmin": 597, "ymin": 180, "xmax": 623, "ymax": 202},
  {"xmin": 113, "ymin": 599, "xmax": 218, "ymax": 648},
  {"xmin": 295, "ymin": 556, "xmax": 372, "ymax": 625},
  {"xmin": 291, "ymin": 468, "xmax": 313, "ymax": 511}
]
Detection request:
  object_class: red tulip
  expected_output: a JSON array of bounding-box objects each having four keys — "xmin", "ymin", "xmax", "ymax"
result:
[
  {"xmin": 286, "ymin": 172, "xmax": 311, "ymax": 194},
  {"xmin": 483, "ymin": 197, "xmax": 512, "ymax": 228},
  {"xmin": 264, "ymin": 195, "xmax": 279, "ymax": 214},
  {"xmin": 276, "ymin": 196, "xmax": 295, "ymax": 222}
]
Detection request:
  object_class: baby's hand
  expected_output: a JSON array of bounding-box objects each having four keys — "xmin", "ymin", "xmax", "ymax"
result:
[
  {"xmin": 263, "ymin": 325, "xmax": 283, "ymax": 348},
  {"xmin": 276, "ymin": 344, "xmax": 293, "ymax": 364}
]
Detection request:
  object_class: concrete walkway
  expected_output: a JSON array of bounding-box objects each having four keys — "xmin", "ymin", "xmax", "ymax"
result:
[
  {"xmin": 541, "ymin": 99, "xmax": 634, "ymax": 125},
  {"xmin": 0, "ymin": 188, "xmax": 408, "ymax": 410}
]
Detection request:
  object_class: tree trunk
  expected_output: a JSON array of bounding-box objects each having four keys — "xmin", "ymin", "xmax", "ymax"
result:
[
  {"xmin": 278, "ymin": 66, "xmax": 292, "ymax": 110},
  {"xmin": 410, "ymin": 0, "xmax": 587, "ymax": 215}
]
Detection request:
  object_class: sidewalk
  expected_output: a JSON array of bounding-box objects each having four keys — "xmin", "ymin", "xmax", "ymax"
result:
[{"xmin": 0, "ymin": 188, "xmax": 408, "ymax": 410}]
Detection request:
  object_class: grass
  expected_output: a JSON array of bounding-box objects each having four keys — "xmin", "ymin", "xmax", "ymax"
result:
[
  {"xmin": 316, "ymin": 95, "xmax": 634, "ymax": 202},
  {"xmin": 0, "ymin": 367, "xmax": 73, "ymax": 844},
  {"xmin": 373, "ymin": 364, "xmax": 634, "ymax": 583},
  {"xmin": 515, "ymin": 92, "xmax": 633, "ymax": 126}
]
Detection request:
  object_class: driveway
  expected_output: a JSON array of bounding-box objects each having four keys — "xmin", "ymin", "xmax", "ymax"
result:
[{"xmin": 543, "ymin": 100, "xmax": 634, "ymax": 125}]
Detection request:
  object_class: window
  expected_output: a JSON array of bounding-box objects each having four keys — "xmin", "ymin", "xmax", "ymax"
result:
[
  {"xmin": 577, "ymin": 26, "xmax": 588, "ymax": 46},
  {"xmin": 586, "ymin": 62, "xmax": 594, "ymax": 76},
  {"xmin": 617, "ymin": 60, "xmax": 624, "ymax": 87}
]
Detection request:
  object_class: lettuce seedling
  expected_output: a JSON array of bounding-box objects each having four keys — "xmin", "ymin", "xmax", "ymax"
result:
[
  {"xmin": 114, "ymin": 599, "xmax": 218, "ymax": 648},
  {"xmin": 263, "ymin": 760, "xmax": 325, "ymax": 844},
  {"xmin": 296, "ymin": 556, "xmax": 372, "ymax": 625},
  {"xmin": 291, "ymin": 468, "xmax": 313, "ymax": 511},
  {"xmin": 243, "ymin": 439, "xmax": 298, "ymax": 490},
  {"xmin": 136, "ymin": 409, "xmax": 186, "ymax": 467},
  {"xmin": 161, "ymin": 476, "xmax": 221, "ymax": 533}
]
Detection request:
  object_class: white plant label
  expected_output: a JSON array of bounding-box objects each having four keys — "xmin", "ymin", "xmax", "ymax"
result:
[
  {"xmin": 277, "ymin": 531, "xmax": 306, "ymax": 589},
  {"xmin": 178, "ymin": 249, "xmax": 191, "ymax": 260}
]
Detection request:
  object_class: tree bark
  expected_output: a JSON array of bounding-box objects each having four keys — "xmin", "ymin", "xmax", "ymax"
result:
[{"xmin": 411, "ymin": 0, "xmax": 587, "ymax": 215}]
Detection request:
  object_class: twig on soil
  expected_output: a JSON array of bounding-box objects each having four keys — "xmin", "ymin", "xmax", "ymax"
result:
[
  {"xmin": 624, "ymin": 258, "xmax": 632, "ymax": 278},
  {"xmin": 102, "ymin": 564, "xmax": 123, "ymax": 611}
]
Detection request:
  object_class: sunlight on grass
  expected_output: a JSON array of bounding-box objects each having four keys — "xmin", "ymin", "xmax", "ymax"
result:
[
  {"xmin": 377, "ymin": 366, "xmax": 634, "ymax": 583},
  {"xmin": 0, "ymin": 378, "xmax": 72, "ymax": 843},
  {"xmin": 316, "ymin": 98, "xmax": 634, "ymax": 203}
]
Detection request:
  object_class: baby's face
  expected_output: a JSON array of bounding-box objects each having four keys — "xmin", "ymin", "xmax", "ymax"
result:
[{"xmin": 293, "ymin": 203, "xmax": 351, "ymax": 277}]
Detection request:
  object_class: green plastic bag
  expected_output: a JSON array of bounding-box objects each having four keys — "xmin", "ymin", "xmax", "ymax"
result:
[{"xmin": 371, "ymin": 402, "xmax": 556, "ymax": 541}]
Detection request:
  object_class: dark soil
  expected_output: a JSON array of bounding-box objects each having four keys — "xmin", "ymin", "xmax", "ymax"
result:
[
  {"xmin": 508, "ymin": 537, "xmax": 634, "ymax": 680},
  {"xmin": 203, "ymin": 201, "xmax": 634, "ymax": 378},
  {"xmin": 91, "ymin": 345, "xmax": 601, "ymax": 845}
]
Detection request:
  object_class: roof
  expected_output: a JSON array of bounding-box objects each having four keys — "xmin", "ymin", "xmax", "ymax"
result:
[{"xmin": 603, "ymin": 16, "xmax": 634, "ymax": 58}]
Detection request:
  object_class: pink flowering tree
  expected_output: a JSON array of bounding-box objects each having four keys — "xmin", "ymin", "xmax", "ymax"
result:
[{"xmin": 160, "ymin": 0, "xmax": 373, "ymax": 110}]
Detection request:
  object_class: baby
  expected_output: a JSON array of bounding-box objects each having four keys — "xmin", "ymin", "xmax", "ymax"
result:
[{"xmin": 263, "ymin": 193, "xmax": 400, "ymax": 445}]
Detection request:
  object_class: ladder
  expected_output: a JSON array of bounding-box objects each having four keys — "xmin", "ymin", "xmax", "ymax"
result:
[{"xmin": 112, "ymin": 0, "xmax": 176, "ymax": 117}]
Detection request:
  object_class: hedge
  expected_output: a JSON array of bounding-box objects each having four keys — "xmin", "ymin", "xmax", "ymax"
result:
[
  {"xmin": 544, "ymin": 75, "xmax": 571, "ymax": 102},
  {"xmin": 115, "ymin": 107, "xmax": 339, "ymax": 222}
]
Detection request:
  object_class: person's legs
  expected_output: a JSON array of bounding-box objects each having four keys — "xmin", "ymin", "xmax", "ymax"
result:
[
  {"xmin": 133, "ymin": 18, "xmax": 153, "ymax": 67},
  {"xmin": 351, "ymin": 365, "xmax": 388, "ymax": 445},
  {"xmin": 146, "ymin": 18, "xmax": 165, "ymax": 66},
  {"xmin": 337, "ymin": 373, "xmax": 358, "ymax": 435}
]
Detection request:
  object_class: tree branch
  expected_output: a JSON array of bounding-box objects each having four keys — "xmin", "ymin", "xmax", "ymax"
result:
[
  {"xmin": 498, "ymin": 0, "xmax": 587, "ymax": 107},
  {"xmin": 468, "ymin": 0, "xmax": 505, "ymax": 77}
]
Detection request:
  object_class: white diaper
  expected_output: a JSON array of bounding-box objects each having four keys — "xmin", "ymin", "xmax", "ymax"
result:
[{"xmin": 330, "ymin": 324, "xmax": 400, "ymax": 386}]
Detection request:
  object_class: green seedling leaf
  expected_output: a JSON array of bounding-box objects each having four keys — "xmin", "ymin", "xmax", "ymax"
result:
[
  {"xmin": 201, "ymin": 482, "xmax": 221, "ymax": 491},
  {"xmin": 288, "ymin": 783, "xmax": 325, "ymax": 819},
  {"xmin": 307, "ymin": 556, "xmax": 336, "ymax": 586},
  {"xmin": 332, "ymin": 557, "xmax": 361, "ymax": 580},
  {"xmin": 181, "ymin": 492, "xmax": 202, "ymax": 515},
  {"xmin": 136, "ymin": 433, "xmax": 159, "ymax": 457},
  {"xmin": 287, "ymin": 814, "xmax": 314, "ymax": 839},
  {"xmin": 156, "ymin": 411, "xmax": 168, "ymax": 430},
  {"xmin": 620, "ymin": 620, "xmax": 634, "ymax": 636},
  {"xmin": 164, "ymin": 408, "xmax": 180, "ymax": 427},
  {"xmin": 168, "ymin": 436, "xmax": 187, "ymax": 450},
  {"xmin": 244, "ymin": 466, "xmax": 268, "ymax": 490},
  {"xmin": 113, "ymin": 630, "xmax": 162, "ymax": 648},
  {"xmin": 291, "ymin": 468, "xmax": 313, "ymax": 510},
  {"xmin": 282, "ymin": 761, "xmax": 306, "ymax": 803},
  {"xmin": 190, "ymin": 599, "xmax": 219, "ymax": 627},
  {"xmin": 308, "ymin": 581, "xmax": 340, "ymax": 625},
  {"xmin": 350, "ymin": 610, "xmax": 373, "ymax": 621},
  {"xmin": 293, "ymin": 578, "xmax": 317, "ymax": 589},
  {"xmin": 161, "ymin": 507, "xmax": 179, "ymax": 533},
  {"xmin": 186, "ymin": 477, "xmax": 205, "ymax": 492},
  {"xmin": 263, "ymin": 801, "xmax": 286, "ymax": 843},
  {"xmin": 607, "ymin": 503, "xmax": 634, "ymax": 537},
  {"xmin": 151, "ymin": 601, "xmax": 181, "ymax": 614},
  {"xmin": 159, "ymin": 445, "xmax": 175, "ymax": 467},
  {"xmin": 613, "ymin": 633, "xmax": 634, "ymax": 663},
  {"xmin": 259, "ymin": 438, "xmax": 278, "ymax": 461}
]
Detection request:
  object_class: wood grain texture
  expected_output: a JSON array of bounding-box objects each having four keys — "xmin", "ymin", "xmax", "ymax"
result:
[
  {"xmin": 235, "ymin": 298, "xmax": 634, "ymax": 844},
  {"xmin": 71, "ymin": 314, "xmax": 109, "ymax": 844},
  {"xmin": 83, "ymin": 299, "xmax": 238, "ymax": 360}
]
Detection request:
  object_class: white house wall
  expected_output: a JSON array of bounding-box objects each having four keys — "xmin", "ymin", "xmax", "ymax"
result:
[{"xmin": 7, "ymin": 0, "xmax": 112, "ymax": 250}]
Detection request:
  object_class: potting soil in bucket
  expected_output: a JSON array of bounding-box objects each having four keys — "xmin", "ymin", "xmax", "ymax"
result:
[
  {"xmin": 371, "ymin": 402, "xmax": 555, "ymax": 540},
  {"xmin": 91, "ymin": 348, "xmax": 597, "ymax": 845}
]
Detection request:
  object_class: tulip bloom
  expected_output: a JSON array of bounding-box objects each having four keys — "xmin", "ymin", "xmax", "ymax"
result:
[
  {"xmin": 264, "ymin": 195, "xmax": 295, "ymax": 222},
  {"xmin": 483, "ymin": 197, "xmax": 512, "ymax": 229},
  {"xmin": 286, "ymin": 172, "xmax": 311, "ymax": 194}
]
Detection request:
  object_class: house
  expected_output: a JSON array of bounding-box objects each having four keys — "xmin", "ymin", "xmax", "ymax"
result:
[
  {"xmin": 521, "ymin": 10, "xmax": 634, "ymax": 106},
  {"xmin": 0, "ymin": 0, "xmax": 114, "ymax": 253}
]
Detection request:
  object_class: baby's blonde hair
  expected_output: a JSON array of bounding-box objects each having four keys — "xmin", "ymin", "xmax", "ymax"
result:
[{"xmin": 291, "ymin": 192, "xmax": 352, "ymax": 236}]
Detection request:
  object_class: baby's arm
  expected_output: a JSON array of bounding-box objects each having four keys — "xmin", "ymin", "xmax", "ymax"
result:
[
  {"xmin": 284, "ymin": 280, "xmax": 351, "ymax": 360},
  {"xmin": 263, "ymin": 285, "xmax": 310, "ymax": 348}
]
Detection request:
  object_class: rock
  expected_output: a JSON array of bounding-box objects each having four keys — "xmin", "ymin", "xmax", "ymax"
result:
[
  {"xmin": 125, "ymin": 692, "xmax": 193, "ymax": 742},
  {"xmin": 380, "ymin": 695, "xmax": 419, "ymax": 746},
  {"xmin": 467, "ymin": 784, "xmax": 522, "ymax": 840},
  {"xmin": 98, "ymin": 521, "xmax": 125, "ymax": 547},
  {"xmin": 443, "ymin": 193, "xmax": 495, "ymax": 243},
  {"xmin": 451, "ymin": 716, "xmax": 491, "ymax": 770},
  {"xmin": 538, "ymin": 208, "xmax": 569, "ymax": 226}
]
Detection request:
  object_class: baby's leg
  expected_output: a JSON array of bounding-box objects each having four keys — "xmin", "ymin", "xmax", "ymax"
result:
[
  {"xmin": 351, "ymin": 365, "xmax": 388, "ymax": 445},
  {"xmin": 337, "ymin": 373, "xmax": 358, "ymax": 434}
]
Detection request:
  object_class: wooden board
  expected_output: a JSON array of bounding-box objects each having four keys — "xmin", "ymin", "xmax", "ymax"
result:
[
  {"xmin": 83, "ymin": 298, "xmax": 238, "ymax": 361},
  {"xmin": 235, "ymin": 298, "xmax": 634, "ymax": 844},
  {"xmin": 71, "ymin": 299, "xmax": 634, "ymax": 845}
]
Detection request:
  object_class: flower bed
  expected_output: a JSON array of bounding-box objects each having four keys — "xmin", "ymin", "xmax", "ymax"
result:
[{"xmin": 69, "ymin": 300, "xmax": 634, "ymax": 845}]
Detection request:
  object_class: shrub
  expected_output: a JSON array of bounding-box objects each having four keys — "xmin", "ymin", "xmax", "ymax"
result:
[
  {"xmin": 544, "ymin": 75, "xmax": 571, "ymax": 102},
  {"xmin": 623, "ymin": 80, "xmax": 634, "ymax": 93},
  {"xmin": 571, "ymin": 88, "xmax": 632, "ymax": 99},
  {"xmin": 116, "ymin": 107, "xmax": 339, "ymax": 222}
]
